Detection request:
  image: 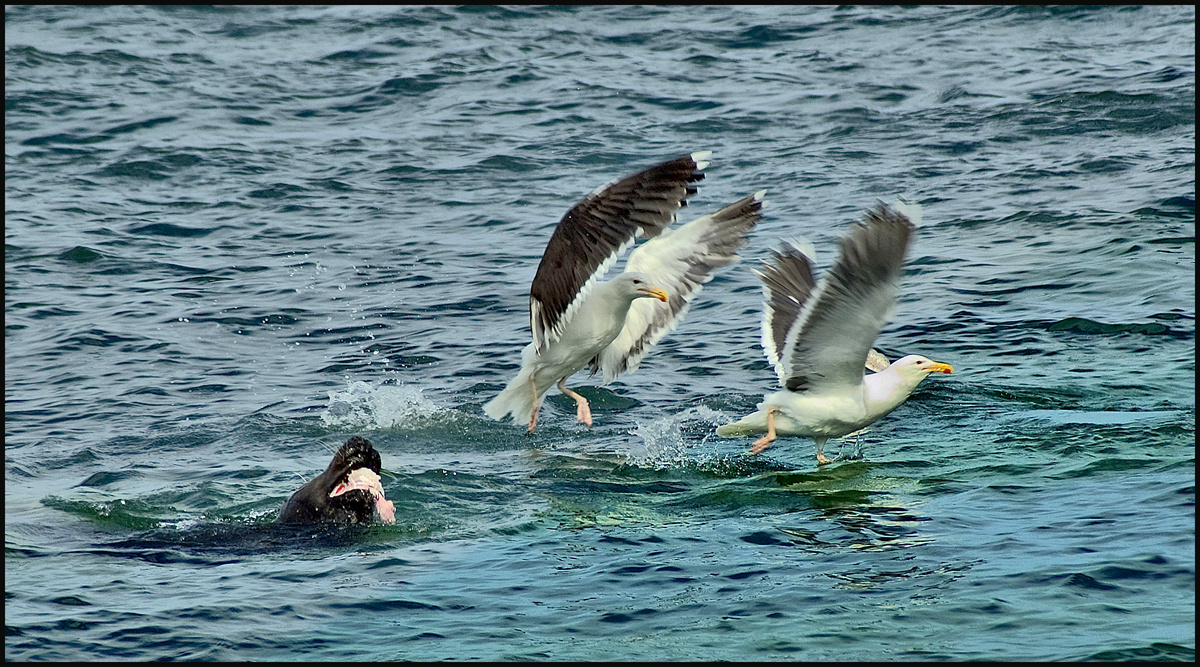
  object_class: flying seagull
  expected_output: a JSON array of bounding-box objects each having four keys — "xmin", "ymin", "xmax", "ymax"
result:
[
  {"xmin": 716, "ymin": 201, "xmax": 952, "ymax": 463},
  {"xmin": 485, "ymin": 152, "xmax": 765, "ymax": 432}
]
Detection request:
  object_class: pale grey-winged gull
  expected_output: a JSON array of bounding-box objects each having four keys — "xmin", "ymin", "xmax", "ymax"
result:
[
  {"xmin": 715, "ymin": 201, "xmax": 952, "ymax": 464},
  {"xmin": 484, "ymin": 152, "xmax": 766, "ymax": 432}
]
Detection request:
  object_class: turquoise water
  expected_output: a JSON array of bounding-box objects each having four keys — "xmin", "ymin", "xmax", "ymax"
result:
[{"xmin": 5, "ymin": 5, "xmax": 1194, "ymax": 661}]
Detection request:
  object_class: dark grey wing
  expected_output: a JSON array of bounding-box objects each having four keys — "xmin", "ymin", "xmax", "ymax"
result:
[
  {"xmin": 592, "ymin": 190, "xmax": 766, "ymax": 382},
  {"xmin": 528, "ymin": 152, "xmax": 708, "ymax": 353},
  {"xmin": 757, "ymin": 241, "xmax": 818, "ymax": 383},
  {"xmin": 777, "ymin": 202, "xmax": 915, "ymax": 392}
]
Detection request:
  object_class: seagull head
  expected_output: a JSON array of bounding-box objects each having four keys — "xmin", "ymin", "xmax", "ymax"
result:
[
  {"xmin": 891, "ymin": 354, "xmax": 953, "ymax": 380},
  {"xmin": 617, "ymin": 272, "xmax": 669, "ymax": 303}
]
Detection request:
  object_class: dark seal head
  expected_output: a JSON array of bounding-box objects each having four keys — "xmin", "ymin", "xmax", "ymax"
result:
[{"xmin": 277, "ymin": 435, "xmax": 382, "ymax": 525}]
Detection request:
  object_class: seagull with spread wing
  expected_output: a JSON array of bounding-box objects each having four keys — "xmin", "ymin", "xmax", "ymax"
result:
[
  {"xmin": 484, "ymin": 152, "xmax": 765, "ymax": 432},
  {"xmin": 716, "ymin": 201, "xmax": 952, "ymax": 464}
]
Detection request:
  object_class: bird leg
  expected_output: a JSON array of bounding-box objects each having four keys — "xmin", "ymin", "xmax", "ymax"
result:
[
  {"xmin": 750, "ymin": 407, "xmax": 777, "ymax": 454},
  {"xmin": 815, "ymin": 437, "xmax": 831, "ymax": 465},
  {"xmin": 556, "ymin": 378, "xmax": 592, "ymax": 427},
  {"xmin": 527, "ymin": 371, "xmax": 540, "ymax": 433}
]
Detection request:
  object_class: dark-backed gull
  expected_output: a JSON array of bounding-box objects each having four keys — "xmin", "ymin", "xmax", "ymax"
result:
[{"xmin": 484, "ymin": 152, "xmax": 765, "ymax": 432}]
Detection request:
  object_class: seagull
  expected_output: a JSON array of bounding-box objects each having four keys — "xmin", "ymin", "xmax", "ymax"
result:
[
  {"xmin": 484, "ymin": 152, "xmax": 765, "ymax": 432},
  {"xmin": 715, "ymin": 201, "xmax": 952, "ymax": 464}
]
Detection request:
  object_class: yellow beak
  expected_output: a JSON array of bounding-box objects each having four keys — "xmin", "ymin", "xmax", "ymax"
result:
[
  {"xmin": 640, "ymin": 287, "xmax": 669, "ymax": 302},
  {"xmin": 928, "ymin": 362, "xmax": 953, "ymax": 374}
]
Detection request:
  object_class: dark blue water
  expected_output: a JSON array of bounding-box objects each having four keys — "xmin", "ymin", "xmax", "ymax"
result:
[{"xmin": 5, "ymin": 5, "xmax": 1194, "ymax": 661}]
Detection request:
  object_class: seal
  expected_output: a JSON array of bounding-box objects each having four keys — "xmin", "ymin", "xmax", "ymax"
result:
[{"xmin": 277, "ymin": 435, "xmax": 391, "ymax": 525}]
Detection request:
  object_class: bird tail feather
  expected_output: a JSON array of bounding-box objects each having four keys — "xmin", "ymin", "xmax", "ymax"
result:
[
  {"xmin": 483, "ymin": 365, "xmax": 538, "ymax": 426},
  {"xmin": 715, "ymin": 411, "xmax": 768, "ymax": 437}
]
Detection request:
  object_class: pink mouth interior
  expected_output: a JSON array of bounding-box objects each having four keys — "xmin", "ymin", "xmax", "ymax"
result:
[{"xmin": 330, "ymin": 467, "xmax": 395, "ymax": 524}]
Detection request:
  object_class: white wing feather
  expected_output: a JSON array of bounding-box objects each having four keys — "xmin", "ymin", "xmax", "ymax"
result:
[{"xmin": 593, "ymin": 191, "xmax": 766, "ymax": 383}]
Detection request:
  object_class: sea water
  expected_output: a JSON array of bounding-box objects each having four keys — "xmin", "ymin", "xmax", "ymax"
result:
[{"xmin": 5, "ymin": 5, "xmax": 1193, "ymax": 661}]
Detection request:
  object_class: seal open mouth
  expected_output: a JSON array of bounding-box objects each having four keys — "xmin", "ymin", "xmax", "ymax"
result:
[{"xmin": 277, "ymin": 435, "xmax": 394, "ymax": 525}]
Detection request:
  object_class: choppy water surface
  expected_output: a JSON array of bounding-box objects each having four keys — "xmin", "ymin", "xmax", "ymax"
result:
[{"xmin": 5, "ymin": 5, "xmax": 1194, "ymax": 661}]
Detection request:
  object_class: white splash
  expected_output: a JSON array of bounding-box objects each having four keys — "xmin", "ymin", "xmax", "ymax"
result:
[
  {"xmin": 627, "ymin": 405, "xmax": 731, "ymax": 469},
  {"xmin": 320, "ymin": 380, "xmax": 443, "ymax": 430}
]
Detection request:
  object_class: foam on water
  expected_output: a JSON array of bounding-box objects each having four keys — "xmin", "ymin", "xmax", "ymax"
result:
[
  {"xmin": 319, "ymin": 380, "xmax": 444, "ymax": 430},
  {"xmin": 627, "ymin": 405, "xmax": 734, "ymax": 468}
]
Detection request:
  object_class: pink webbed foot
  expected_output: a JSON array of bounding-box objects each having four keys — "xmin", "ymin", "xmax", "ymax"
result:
[
  {"xmin": 750, "ymin": 434, "xmax": 775, "ymax": 455},
  {"xmin": 556, "ymin": 378, "xmax": 593, "ymax": 428},
  {"xmin": 575, "ymin": 399, "xmax": 592, "ymax": 428}
]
